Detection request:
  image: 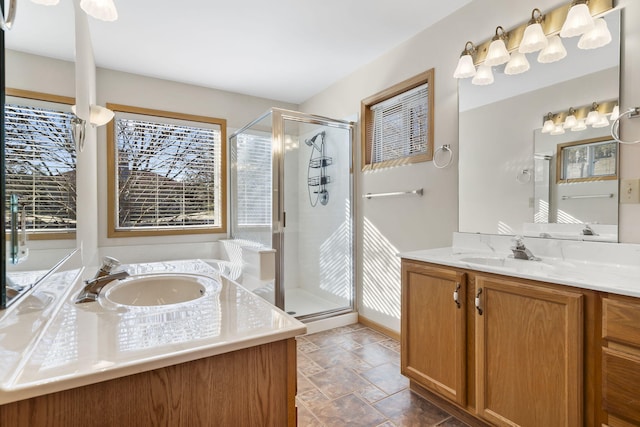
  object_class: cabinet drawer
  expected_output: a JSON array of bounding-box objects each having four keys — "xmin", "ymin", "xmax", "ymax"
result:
[
  {"xmin": 602, "ymin": 347, "xmax": 640, "ymax": 425},
  {"xmin": 603, "ymin": 298, "xmax": 640, "ymax": 347}
]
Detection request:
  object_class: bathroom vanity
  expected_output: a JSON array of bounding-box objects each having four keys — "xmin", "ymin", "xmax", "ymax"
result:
[
  {"xmin": 0, "ymin": 259, "xmax": 306, "ymax": 426},
  {"xmin": 400, "ymin": 233, "xmax": 640, "ymax": 427}
]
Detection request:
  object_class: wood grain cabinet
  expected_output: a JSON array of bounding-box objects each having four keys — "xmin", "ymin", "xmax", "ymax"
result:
[
  {"xmin": 401, "ymin": 259, "xmax": 587, "ymax": 427},
  {"xmin": 602, "ymin": 295, "xmax": 640, "ymax": 426}
]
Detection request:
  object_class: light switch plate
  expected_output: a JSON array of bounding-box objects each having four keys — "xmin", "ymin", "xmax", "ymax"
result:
[{"xmin": 620, "ymin": 178, "xmax": 640, "ymax": 204}]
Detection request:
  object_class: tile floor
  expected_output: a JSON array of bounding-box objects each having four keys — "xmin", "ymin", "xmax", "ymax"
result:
[{"xmin": 296, "ymin": 323, "xmax": 469, "ymax": 427}]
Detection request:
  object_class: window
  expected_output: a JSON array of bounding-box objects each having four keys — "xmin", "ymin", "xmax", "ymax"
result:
[
  {"xmin": 4, "ymin": 89, "xmax": 76, "ymax": 239},
  {"xmin": 107, "ymin": 104, "xmax": 226, "ymax": 237},
  {"xmin": 361, "ymin": 69, "xmax": 434, "ymax": 170},
  {"xmin": 557, "ymin": 137, "xmax": 617, "ymax": 183}
]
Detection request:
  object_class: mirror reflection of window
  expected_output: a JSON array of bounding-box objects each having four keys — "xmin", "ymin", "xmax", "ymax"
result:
[{"xmin": 558, "ymin": 139, "xmax": 617, "ymax": 182}]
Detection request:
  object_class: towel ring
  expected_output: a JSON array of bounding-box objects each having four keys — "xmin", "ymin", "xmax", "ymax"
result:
[
  {"xmin": 611, "ymin": 107, "xmax": 640, "ymax": 145},
  {"xmin": 433, "ymin": 144, "xmax": 454, "ymax": 169},
  {"xmin": 0, "ymin": 0, "xmax": 17, "ymax": 31},
  {"xmin": 516, "ymin": 169, "xmax": 531, "ymax": 184}
]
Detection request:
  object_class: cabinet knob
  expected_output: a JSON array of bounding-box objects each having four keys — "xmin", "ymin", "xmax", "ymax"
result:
[
  {"xmin": 475, "ymin": 288, "xmax": 483, "ymax": 315},
  {"xmin": 453, "ymin": 283, "xmax": 461, "ymax": 309}
]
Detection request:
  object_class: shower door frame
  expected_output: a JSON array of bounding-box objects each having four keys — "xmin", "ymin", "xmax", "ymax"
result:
[{"xmin": 271, "ymin": 108, "xmax": 356, "ymax": 321}]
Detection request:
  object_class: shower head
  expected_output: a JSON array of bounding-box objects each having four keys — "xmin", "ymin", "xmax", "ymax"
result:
[{"xmin": 304, "ymin": 131, "xmax": 325, "ymax": 151}]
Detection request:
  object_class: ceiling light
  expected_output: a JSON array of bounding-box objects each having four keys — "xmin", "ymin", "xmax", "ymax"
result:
[
  {"xmin": 592, "ymin": 115, "xmax": 610, "ymax": 128},
  {"xmin": 520, "ymin": 8, "xmax": 548, "ymax": 53},
  {"xmin": 537, "ymin": 35, "xmax": 567, "ymax": 64},
  {"xmin": 550, "ymin": 125, "xmax": 565, "ymax": 135},
  {"xmin": 484, "ymin": 26, "xmax": 510, "ymax": 67},
  {"xmin": 453, "ymin": 42, "xmax": 477, "ymax": 79},
  {"xmin": 31, "ymin": 0, "xmax": 60, "ymax": 5},
  {"xmin": 578, "ymin": 17, "xmax": 612, "ymax": 50},
  {"xmin": 80, "ymin": 0, "xmax": 118, "ymax": 22},
  {"xmin": 563, "ymin": 108, "xmax": 578, "ymax": 128},
  {"xmin": 571, "ymin": 119, "xmax": 587, "ymax": 131},
  {"xmin": 505, "ymin": 52, "xmax": 530, "ymax": 75},
  {"xmin": 541, "ymin": 113, "xmax": 556, "ymax": 133},
  {"xmin": 471, "ymin": 64, "xmax": 494, "ymax": 86},
  {"xmin": 610, "ymin": 105, "xmax": 620, "ymax": 121},
  {"xmin": 560, "ymin": 0, "xmax": 594, "ymax": 38},
  {"xmin": 585, "ymin": 102, "xmax": 600, "ymax": 125}
]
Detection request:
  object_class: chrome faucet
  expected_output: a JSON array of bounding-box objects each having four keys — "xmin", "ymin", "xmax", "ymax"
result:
[
  {"xmin": 75, "ymin": 256, "xmax": 130, "ymax": 303},
  {"xmin": 510, "ymin": 236, "xmax": 540, "ymax": 261},
  {"xmin": 582, "ymin": 224, "xmax": 598, "ymax": 236}
]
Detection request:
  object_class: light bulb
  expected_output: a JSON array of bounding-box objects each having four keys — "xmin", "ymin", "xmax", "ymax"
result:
[{"xmin": 560, "ymin": 2, "xmax": 595, "ymax": 38}]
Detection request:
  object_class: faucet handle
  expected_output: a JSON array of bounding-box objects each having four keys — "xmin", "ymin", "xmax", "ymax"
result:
[
  {"xmin": 102, "ymin": 256, "xmax": 121, "ymax": 272},
  {"xmin": 511, "ymin": 235, "xmax": 525, "ymax": 248}
]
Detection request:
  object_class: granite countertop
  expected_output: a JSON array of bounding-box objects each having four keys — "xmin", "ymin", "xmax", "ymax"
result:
[
  {"xmin": 399, "ymin": 233, "xmax": 640, "ymax": 298},
  {"xmin": 0, "ymin": 259, "xmax": 306, "ymax": 405}
]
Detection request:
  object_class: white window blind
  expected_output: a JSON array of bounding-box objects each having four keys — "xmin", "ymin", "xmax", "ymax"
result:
[
  {"xmin": 371, "ymin": 83, "xmax": 429, "ymax": 164},
  {"xmin": 4, "ymin": 103, "xmax": 76, "ymax": 234},
  {"xmin": 114, "ymin": 115, "xmax": 222, "ymax": 230},
  {"xmin": 234, "ymin": 133, "xmax": 272, "ymax": 226}
]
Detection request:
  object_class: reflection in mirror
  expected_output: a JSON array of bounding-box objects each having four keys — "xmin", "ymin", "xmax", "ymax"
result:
[
  {"xmin": 459, "ymin": 10, "xmax": 620, "ymax": 242},
  {"xmin": 2, "ymin": 1, "xmax": 77, "ymax": 309}
]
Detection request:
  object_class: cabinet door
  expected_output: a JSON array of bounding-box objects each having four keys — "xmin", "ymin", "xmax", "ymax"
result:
[
  {"xmin": 401, "ymin": 261, "xmax": 467, "ymax": 406},
  {"xmin": 475, "ymin": 275, "xmax": 583, "ymax": 427}
]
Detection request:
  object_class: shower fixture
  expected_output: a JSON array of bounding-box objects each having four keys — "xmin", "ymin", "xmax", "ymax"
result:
[{"xmin": 305, "ymin": 131, "xmax": 332, "ymax": 207}]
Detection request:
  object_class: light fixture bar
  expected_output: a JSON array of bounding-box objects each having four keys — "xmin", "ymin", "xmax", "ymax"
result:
[
  {"xmin": 472, "ymin": 0, "xmax": 613, "ymax": 65},
  {"xmin": 540, "ymin": 99, "xmax": 618, "ymax": 126}
]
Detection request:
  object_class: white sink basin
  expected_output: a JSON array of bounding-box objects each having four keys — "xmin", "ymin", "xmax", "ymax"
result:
[
  {"xmin": 102, "ymin": 273, "xmax": 216, "ymax": 307},
  {"xmin": 459, "ymin": 256, "xmax": 556, "ymax": 273}
]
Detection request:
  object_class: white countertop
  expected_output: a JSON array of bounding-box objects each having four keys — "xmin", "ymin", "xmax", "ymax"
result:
[
  {"xmin": 399, "ymin": 233, "xmax": 640, "ymax": 299},
  {"xmin": 0, "ymin": 260, "xmax": 306, "ymax": 405}
]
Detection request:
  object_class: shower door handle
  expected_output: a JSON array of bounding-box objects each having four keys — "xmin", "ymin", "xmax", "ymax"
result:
[{"xmin": 282, "ymin": 211, "xmax": 286, "ymax": 228}]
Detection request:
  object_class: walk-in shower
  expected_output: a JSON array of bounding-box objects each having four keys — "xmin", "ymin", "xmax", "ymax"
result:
[{"xmin": 229, "ymin": 108, "xmax": 355, "ymax": 321}]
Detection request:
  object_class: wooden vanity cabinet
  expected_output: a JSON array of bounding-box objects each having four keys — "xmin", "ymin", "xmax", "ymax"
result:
[
  {"xmin": 401, "ymin": 259, "xmax": 589, "ymax": 427},
  {"xmin": 602, "ymin": 295, "xmax": 640, "ymax": 426}
]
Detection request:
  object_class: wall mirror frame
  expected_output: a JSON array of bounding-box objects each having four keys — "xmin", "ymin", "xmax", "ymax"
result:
[{"xmin": 458, "ymin": 8, "xmax": 621, "ymax": 242}]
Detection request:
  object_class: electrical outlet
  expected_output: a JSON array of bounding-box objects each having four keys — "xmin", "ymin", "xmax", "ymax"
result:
[{"xmin": 621, "ymin": 178, "xmax": 640, "ymax": 204}]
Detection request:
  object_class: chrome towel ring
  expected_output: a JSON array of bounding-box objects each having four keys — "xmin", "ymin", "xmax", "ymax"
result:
[
  {"xmin": 611, "ymin": 107, "xmax": 640, "ymax": 145},
  {"xmin": 0, "ymin": 0, "xmax": 17, "ymax": 31},
  {"xmin": 433, "ymin": 144, "xmax": 454, "ymax": 169}
]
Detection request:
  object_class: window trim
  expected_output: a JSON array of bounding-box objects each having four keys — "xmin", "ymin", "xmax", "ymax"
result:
[
  {"xmin": 106, "ymin": 103, "xmax": 227, "ymax": 238},
  {"xmin": 556, "ymin": 136, "xmax": 618, "ymax": 184},
  {"xmin": 360, "ymin": 68, "xmax": 434, "ymax": 171},
  {"xmin": 5, "ymin": 88, "xmax": 76, "ymax": 241}
]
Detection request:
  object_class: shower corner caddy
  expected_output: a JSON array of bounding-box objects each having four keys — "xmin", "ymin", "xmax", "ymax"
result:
[{"xmin": 308, "ymin": 156, "xmax": 333, "ymax": 188}]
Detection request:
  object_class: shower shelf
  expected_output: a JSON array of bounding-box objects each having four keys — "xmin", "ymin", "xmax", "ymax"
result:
[
  {"xmin": 308, "ymin": 176, "xmax": 332, "ymax": 187},
  {"xmin": 309, "ymin": 157, "xmax": 333, "ymax": 168}
]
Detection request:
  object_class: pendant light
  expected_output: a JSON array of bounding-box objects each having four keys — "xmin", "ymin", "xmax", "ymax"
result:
[
  {"xmin": 578, "ymin": 17, "xmax": 612, "ymax": 49},
  {"xmin": 484, "ymin": 26, "xmax": 510, "ymax": 67},
  {"xmin": 560, "ymin": 0, "xmax": 594, "ymax": 38},
  {"xmin": 453, "ymin": 41, "xmax": 477, "ymax": 79},
  {"xmin": 505, "ymin": 52, "xmax": 530, "ymax": 75},
  {"xmin": 472, "ymin": 64, "xmax": 494, "ymax": 86},
  {"xmin": 537, "ymin": 35, "xmax": 567, "ymax": 64},
  {"xmin": 541, "ymin": 113, "xmax": 556, "ymax": 133},
  {"xmin": 519, "ymin": 9, "xmax": 548, "ymax": 53}
]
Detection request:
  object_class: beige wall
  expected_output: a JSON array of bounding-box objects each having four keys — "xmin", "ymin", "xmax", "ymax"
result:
[{"xmin": 301, "ymin": 0, "xmax": 640, "ymax": 332}]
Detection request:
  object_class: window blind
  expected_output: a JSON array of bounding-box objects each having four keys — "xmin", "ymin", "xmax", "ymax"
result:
[
  {"xmin": 115, "ymin": 116, "xmax": 222, "ymax": 230},
  {"xmin": 371, "ymin": 83, "xmax": 429, "ymax": 164},
  {"xmin": 234, "ymin": 133, "xmax": 272, "ymax": 226},
  {"xmin": 4, "ymin": 103, "xmax": 76, "ymax": 234}
]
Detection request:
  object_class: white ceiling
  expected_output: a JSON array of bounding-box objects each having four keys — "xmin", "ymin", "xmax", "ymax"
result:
[{"xmin": 6, "ymin": 0, "xmax": 470, "ymax": 104}]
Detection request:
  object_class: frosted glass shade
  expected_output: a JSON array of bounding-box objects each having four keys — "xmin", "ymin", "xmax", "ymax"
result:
[
  {"xmin": 31, "ymin": 0, "xmax": 60, "ymax": 5},
  {"xmin": 592, "ymin": 115, "xmax": 610, "ymax": 128},
  {"xmin": 537, "ymin": 35, "xmax": 567, "ymax": 64},
  {"xmin": 550, "ymin": 125, "xmax": 565, "ymax": 135},
  {"xmin": 542, "ymin": 119, "xmax": 556, "ymax": 133},
  {"xmin": 472, "ymin": 65, "xmax": 494, "ymax": 86},
  {"xmin": 505, "ymin": 52, "xmax": 530, "ymax": 75},
  {"xmin": 80, "ymin": 0, "xmax": 118, "ymax": 21},
  {"xmin": 585, "ymin": 110, "xmax": 601, "ymax": 125},
  {"xmin": 72, "ymin": 104, "xmax": 115, "ymax": 126},
  {"xmin": 610, "ymin": 105, "xmax": 620, "ymax": 121},
  {"xmin": 560, "ymin": 3, "xmax": 594, "ymax": 38},
  {"xmin": 453, "ymin": 54, "xmax": 476, "ymax": 79},
  {"xmin": 563, "ymin": 114, "xmax": 578, "ymax": 129},
  {"xmin": 578, "ymin": 18, "xmax": 612, "ymax": 49},
  {"xmin": 571, "ymin": 119, "xmax": 587, "ymax": 131},
  {"xmin": 520, "ymin": 22, "xmax": 548, "ymax": 53},
  {"xmin": 485, "ymin": 39, "xmax": 510, "ymax": 66}
]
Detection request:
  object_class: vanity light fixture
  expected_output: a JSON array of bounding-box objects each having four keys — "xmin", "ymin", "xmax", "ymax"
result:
[
  {"xmin": 519, "ymin": 8, "xmax": 548, "ymax": 53},
  {"xmin": 505, "ymin": 52, "xmax": 530, "ymax": 75},
  {"xmin": 453, "ymin": 41, "xmax": 477, "ymax": 79},
  {"xmin": 537, "ymin": 35, "xmax": 567, "ymax": 64},
  {"xmin": 563, "ymin": 108, "xmax": 578, "ymax": 129},
  {"xmin": 472, "ymin": 64, "xmax": 494, "ymax": 86},
  {"xmin": 578, "ymin": 17, "xmax": 612, "ymax": 49},
  {"xmin": 560, "ymin": 0, "xmax": 595, "ymax": 38},
  {"xmin": 484, "ymin": 26, "xmax": 510, "ymax": 67},
  {"xmin": 80, "ymin": 0, "xmax": 118, "ymax": 22},
  {"xmin": 541, "ymin": 113, "xmax": 556, "ymax": 133},
  {"xmin": 585, "ymin": 102, "xmax": 601, "ymax": 125}
]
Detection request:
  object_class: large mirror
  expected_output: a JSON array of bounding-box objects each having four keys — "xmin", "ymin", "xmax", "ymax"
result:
[
  {"xmin": 2, "ymin": 1, "xmax": 77, "ymax": 308},
  {"xmin": 458, "ymin": 10, "xmax": 620, "ymax": 242}
]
